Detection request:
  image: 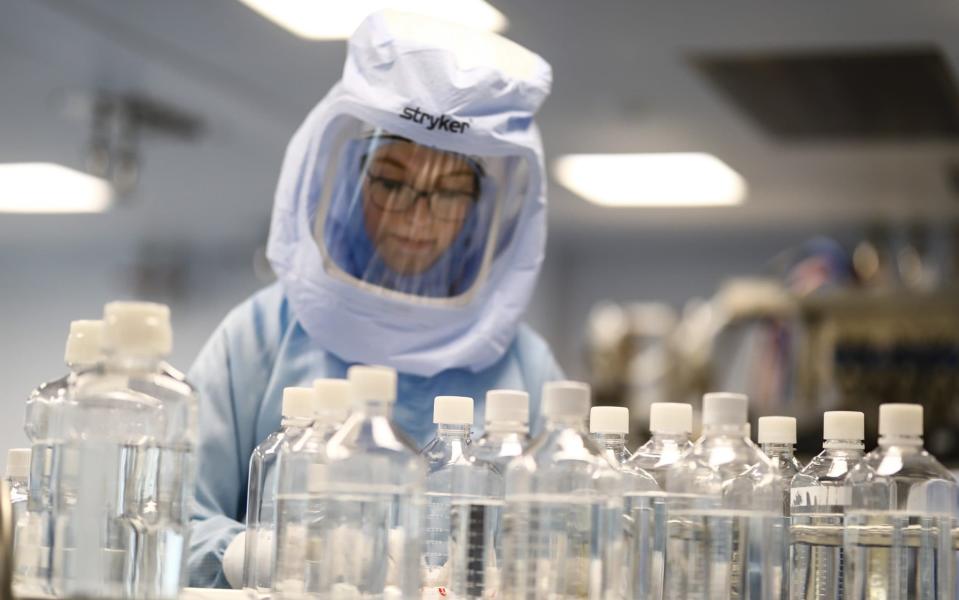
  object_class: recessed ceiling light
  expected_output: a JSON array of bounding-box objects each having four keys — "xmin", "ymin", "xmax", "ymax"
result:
[
  {"xmin": 554, "ymin": 153, "xmax": 747, "ymax": 207},
  {"xmin": 0, "ymin": 163, "xmax": 113, "ymax": 214},
  {"xmin": 238, "ymin": 0, "xmax": 508, "ymax": 40}
]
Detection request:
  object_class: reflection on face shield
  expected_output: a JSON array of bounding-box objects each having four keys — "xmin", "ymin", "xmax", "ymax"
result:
[{"xmin": 360, "ymin": 139, "xmax": 481, "ymax": 276}]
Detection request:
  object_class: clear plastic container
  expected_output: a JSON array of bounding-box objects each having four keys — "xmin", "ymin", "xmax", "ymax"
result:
[
  {"xmin": 276, "ymin": 365, "xmax": 425, "ymax": 598},
  {"xmin": 271, "ymin": 378, "xmax": 351, "ymax": 598},
  {"xmin": 843, "ymin": 403, "xmax": 958, "ymax": 599},
  {"xmin": 590, "ymin": 406, "xmax": 660, "ymax": 600},
  {"xmin": 421, "ymin": 395, "xmax": 503, "ymax": 598},
  {"xmin": 790, "ymin": 411, "xmax": 864, "ymax": 600},
  {"xmin": 51, "ymin": 302, "xmax": 197, "ymax": 600},
  {"xmin": 242, "ymin": 386, "xmax": 317, "ymax": 593},
  {"xmin": 6, "ymin": 448, "xmax": 30, "ymax": 550},
  {"xmin": 501, "ymin": 381, "xmax": 624, "ymax": 598},
  {"xmin": 663, "ymin": 392, "xmax": 784, "ymax": 600},
  {"xmin": 472, "ymin": 389, "xmax": 530, "ymax": 473},
  {"xmin": 18, "ymin": 320, "xmax": 103, "ymax": 596},
  {"xmin": 758, "ymin": 416, "xmax": 803, "ymax": 516}
]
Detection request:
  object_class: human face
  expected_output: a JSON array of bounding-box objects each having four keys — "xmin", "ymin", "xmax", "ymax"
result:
[{"xmin": 362, "ymin": 140, "xmax": 478, "ymax": 275}]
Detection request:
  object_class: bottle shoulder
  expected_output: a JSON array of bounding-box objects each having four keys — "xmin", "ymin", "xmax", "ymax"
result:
[{"xmin": 848, "ymin": 446, "xmax": 957, "ymax": 485}]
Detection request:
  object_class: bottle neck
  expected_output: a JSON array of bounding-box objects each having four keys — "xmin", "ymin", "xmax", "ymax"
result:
[
  {"xmin": 281, "ymin": 416, "xmax": 313, "ymax": 429},
  {"xmin": 591, "ymin": 432, "xmax": 627, "ymax": 450},
  {"xmin": 484, "ymin": 420, "xmax": 528, "ymax": 435},
  {"xmin": 356, "ymin": 399, "xmax": 392, "ymax": 419},
  {"xmin": 437, "ymin": 424, "xmax": 471, "ymax": 440},
  {"xmin": 703, "ymin": 423, "xmax": 748, "ymax": 438},
  {"xmin": 823, "ymin": 439, "xmax": 865, "ymax": 452},
  {"xmin": 104, "ymin": 352, "xmax": 163, "ymax": 372},
  {"xmin": 760, "ymin": 442, "xmax": 795, "ymax": 459},
  {"xmin": 546, "ymin": 414, "xmax": 586, "ymax": 430},
  {"xmin": 878, "ymin": 434, "xmax": 923, "ymax": 449},
  {"xmin": 651, "ymin": 431, "xmax": 690, "ymax": 446}
]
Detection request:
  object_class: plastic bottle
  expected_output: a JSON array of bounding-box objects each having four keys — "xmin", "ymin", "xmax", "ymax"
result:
[
  {"xmin": 590, "ymin": 406, "xmax": 660, "ymax": 600},
  {"xmin": 271, "ymin": 378, "xmax": 352, "ymax": 598},
  {"xmin": 790, "ymin": 411, "xmax": 864, "ymax": 600},
  {"xmin": 18, "ymin": 320, "xmax": 103, "ymax": 595},
  {"xmin": 758, "ymin": 416, "xmax": 803, "ymax": 515},
  {"xmin": 844, "ymin": 404, "xmax": 957, "ymax": 599},
  {"xmin": 52, "ymin": 301, "xmax": 197, "ymax": 600},
  {"xmin": 6, "ymin": 449, "xmax": 30, "ymax": 549},
  {"xmin": 663, "ymin": 392, "xmax": 783, "ymax": 600},
  {"xmin": 242, "ymin": 386, "xmax": 317, "ymax": 593},
  {"xmin": 628, "ymin": 402, "xmax": 694, "ymax": 487},
  {"xmin": 291, "ymin": 365, "xmax": 425, "ymax": 598},
  {"xmin": 421, "ymin": 396, "xmax": 503, "ymax": 598},
  {"xmin": 472, "ymin": 389, "xmax": 530, "ymax": 472},
  {"xmin": 501, "ymin": 381, "xmax": 624, "ymax": 598}
]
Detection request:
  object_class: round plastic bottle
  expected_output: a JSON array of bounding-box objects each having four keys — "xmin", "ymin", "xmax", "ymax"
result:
[
  {"xmin": 472, "ymin": 389, "xmax": 530, "ymax": 472},
  {"xmin": 628, "ymin": 402, "xmax": 694, "ymax": 488},
  {"xmin": 271, "ymin": 378, "xmax": 352, "ymax": 598},
  {"xmin": 758, "ymin": 416, "xmax": 804, "ymax": 515},
  {"xmin": 844, "ymin": 404, "xmax": 958, "ymax": 599},
  {"xmin": 243, "ymin": 386, "xmax": 317, "ymax": 593},
  {"xmin": 790, "ymin": 411, "xmax": 864, "ymax": 600},
  {"xmin": 663, "ymin": 392, "xmax": 783, "ymax": 600},
  {"xmin": 501, "ymin": 381, "xmax": 624, "ymax": 598}
]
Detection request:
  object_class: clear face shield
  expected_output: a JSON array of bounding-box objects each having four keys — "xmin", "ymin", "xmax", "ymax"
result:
[{"xmin": 311, "ymin": 116, "xmax": 530, "ymax": 302}]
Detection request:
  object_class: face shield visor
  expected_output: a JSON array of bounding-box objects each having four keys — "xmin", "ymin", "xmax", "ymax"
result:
[{"xmin": 310, "ymin": 116, "xmax": 530, "ymax": 303}]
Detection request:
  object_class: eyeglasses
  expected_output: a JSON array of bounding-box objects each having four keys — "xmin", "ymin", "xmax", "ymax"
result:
[{"xmin": 365, "ymin": 172, "xmax": 477, "ymax": 222}]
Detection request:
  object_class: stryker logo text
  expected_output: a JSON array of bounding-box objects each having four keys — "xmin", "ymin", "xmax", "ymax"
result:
[{"xmin": 399, "ymin": 106, "xmax": 470, "ymax": 133}]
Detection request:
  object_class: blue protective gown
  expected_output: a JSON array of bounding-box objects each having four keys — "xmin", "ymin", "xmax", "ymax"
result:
[{"xmin": 186, "ymin": 282, "xmax": 563, "ymax": 587}]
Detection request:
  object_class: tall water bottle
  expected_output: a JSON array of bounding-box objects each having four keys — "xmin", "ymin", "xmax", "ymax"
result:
[
  {"xmin": 472, "ymin": 389, "xmax": 530, "ymax": 472},
  {"xmin": 53, "ymin": 301, "xmax": 197, "ymax": 600},
  {"xmin": 300, "ymin": 365, "xmax": 425, "ymax": 597},
  {"xmin": 242, "ymin": 386, "xmax": 316, "ymax": 593},
  {"xmin": 589, "ymin": 407, "xmax": 660, "ymax": 600},
  {"xmin": 19, "ymin": 320, "xmax": 103, "ymax": 595},
  {"xmin": 629, "ymin": 403, "xmax": 693, "ymax": 488},
  {"xmin": 790, "ymin": 411, "xmax": 864, "ymax": 600},
  {"xmin": 421, "ymin": 396, "xmax": 503, "ymax": 598},
  {"xmin": 758, "ymin": 417, "xmax": 803, "ymax": 515},
  {"xmin": 6, "ymin": 449, "xmax": 29, "ymax": 549},
  {"xmin": 626, "ymin": 402, "xmax": 693, "ymax": 600},
  {"xmin": 844, "ymin": 404, "xmax": 958, "ymax": 599},
  {"xmin": 663, "ymin": 392, "xmax": 783, "ymax": 600},
  {"xmin": 501, "ymin": 381, "xmax": 624, "ymax": 599},
  {"xmin": 272, "ymin": 378, "xmax": 352, "ymax": 598}
]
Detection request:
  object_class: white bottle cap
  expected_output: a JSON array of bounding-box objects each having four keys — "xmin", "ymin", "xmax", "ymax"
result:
[
  {"xmin": 485, "ymin": 389, "xmax": 529, "ymax": 425},
  {"xmin": 649, "ymin": 402, "xmax": 693, "ymax": 435},
  {"xmin": 64, "ymin": 320, "xmax": 104, "ymax": 366},
  {"xmin": 823, "ymin": 411, "xmax": 864, "ymax": 441},
  {"xmin": 879, "ymin": 403, "xmax": 923, "ymax": 437},
  {"xmin": 589, "ymin": 406, "xmax": 629, "ymax": 434},
  {"xmin": 757, "ymin": 416, "xmax": 796, "ymax": 444},
  {"xmin": 5, "ymin": 448, "xmax": 30, "ymax": 479},
  {"xmin": 542, "ymin": 381, "xmax": 590, "ymax": 418},
  {"xmin": 347, "ymin": 365, "xmax": 397, "ymax": 404},
  {"xmin": 102, "ymin": 301, "xmax": 173, "ymax": 356},
  {"xmin": 702, "ymin": 392, "xmax": 748, "ymax": 426},
  {"xmin": 282, "ymin": 387, "xmax": 316, "ymax": 420},
  {"xmin": 313, "ymin": 379, "xmax": 352, "ymax": 420},
  {"xmin": 433, "ymin": 396, "xmax": 474, "ymax": 425}
]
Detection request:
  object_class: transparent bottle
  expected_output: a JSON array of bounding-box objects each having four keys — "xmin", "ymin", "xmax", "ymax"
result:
[
  {"xmin": 758, "ymin": 416, "xmax": 803, "ymax": 516},
  {"xmin": 6, "ymin": 448, "xmax": 30, "ymax": 551},
  {"xmin": 18, "ymin": 320, "xmax": 103, "ymax": 596},
  {"xmin": 663, "ymin": 392, "xmax": 783, "ymax": 600},
  {"xmin": 501, "ymin": 381, "xmax": 624, "ymax": 599},
  {"xmin": 271, "ymin": 378, "xmax": 352, "ymax": 598},
  {"xmin": 242, "ymin": 386, "xmax": 317, "ymax": 594},
  {"xmin": 421, "ymin": 396, "xmax": 503, "ymax": 599},
  {"xmin": 790, "ymin": 411, "xmax": 864, "ymax": 600},
  {"xmin": 472, "ymin": 389, "xmax": 530, "ymax": 473},
  {"xmin": 626, "ymin": 402, "xmax": 693, "ymax": 600},
  {"xmin": 590, "ymin": 406, "xmax": 660, "ymax": 600},
  {"xmin": 52, "ymin": 301, "xmax": 197, "ymax": 600},
  {"xmin": 843, "ymin": 403, "xmax": 957, "ymax": 599},
  {"xmin": 292, "ymin": 365, "xmax": 425, "ymax": 598}
]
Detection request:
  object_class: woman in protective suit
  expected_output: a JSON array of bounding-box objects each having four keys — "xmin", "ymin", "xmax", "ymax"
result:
[{"xmin": 187, "ymin": 10, "xmax": 562, "ymax": 587}]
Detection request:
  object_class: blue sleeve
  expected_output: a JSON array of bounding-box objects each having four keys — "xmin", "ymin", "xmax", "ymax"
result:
[{"xmin": 187, "ymin": 325, "xmax": 247, "ymax": 588}]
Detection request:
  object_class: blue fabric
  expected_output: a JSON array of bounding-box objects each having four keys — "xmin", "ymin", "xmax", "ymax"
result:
[{"xmin": 186, "ymin": 283, "xmax": 564, "ymax": 587}]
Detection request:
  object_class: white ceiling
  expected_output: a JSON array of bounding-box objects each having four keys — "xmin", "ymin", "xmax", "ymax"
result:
[{"xmin": 1, "ymin": 0, "xmax": 958, "ymax": 252}]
